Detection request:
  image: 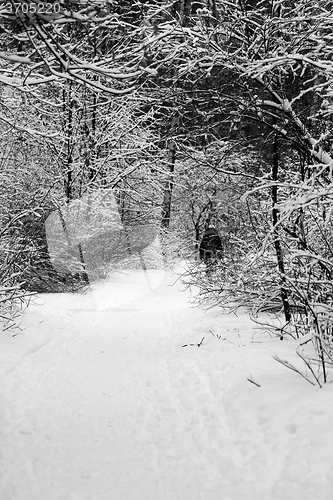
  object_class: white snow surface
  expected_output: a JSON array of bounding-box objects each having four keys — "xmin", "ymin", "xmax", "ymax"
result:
[{"xmin": 1, "ymin": 263, "xmax": 333, "ymax": 500}]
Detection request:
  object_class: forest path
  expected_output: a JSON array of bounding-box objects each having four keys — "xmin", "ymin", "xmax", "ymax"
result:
[{"xmin": 1, "ymin": 270, "xmax": 250, "ymax": 500}]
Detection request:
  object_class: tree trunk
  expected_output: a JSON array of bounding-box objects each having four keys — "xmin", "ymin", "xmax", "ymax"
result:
[
  {"xmin": 63, "ymin": 82, "xmax": 74, "ymax": 203},
  {"xmin": 161, "ymin": 139, "xmax": 176, "ymax": 228},
  {"xmin": 87, "ymin": 85, "xmax": 98, "ymax": 185},
  {"xmin": 272, "ymin": 135, "xmax": 291, "ymax": 322}
]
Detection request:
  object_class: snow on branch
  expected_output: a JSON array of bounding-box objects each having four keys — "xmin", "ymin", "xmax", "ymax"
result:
[
  {"xmin": 0, "ymin": 1, "xmax": 168, "ymax": 93},
  {"xmin": 0, "ymin": 52, "xmax": 31, "ymax": 64},
  {"xmin": 248, "ymin": 55, "xmax": 333, "ymax": 79},
  {"xmin": 0, "ymin": 113, "xmax": 59, "ymax": 138}
]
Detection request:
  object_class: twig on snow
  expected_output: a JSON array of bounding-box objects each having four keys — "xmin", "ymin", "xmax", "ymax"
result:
[{"xmin": 247, "ymin": 375, "xmax": 261, "ymax": 387}]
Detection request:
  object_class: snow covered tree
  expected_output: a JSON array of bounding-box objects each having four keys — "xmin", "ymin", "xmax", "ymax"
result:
[
  {"xmin": 165, "ymin": 0, "xmax": 333, "ymax": 377},
  {"xmin": 0, "ymin": 1, "xmax": 177, "ymax": 297},
  {"xmin": 0, "ymin": 0, "xmax": 158, "ymax": 92}
]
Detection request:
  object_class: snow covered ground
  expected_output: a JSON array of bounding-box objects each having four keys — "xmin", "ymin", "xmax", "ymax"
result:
[{"xmin": 1, "ymin": 263, "xmax": 333, "ymax": 500}]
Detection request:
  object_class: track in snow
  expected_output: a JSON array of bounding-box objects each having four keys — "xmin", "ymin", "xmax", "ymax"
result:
[{"xmin": 1, "ymin": 271, "xmax": 248, "ymax": 500}]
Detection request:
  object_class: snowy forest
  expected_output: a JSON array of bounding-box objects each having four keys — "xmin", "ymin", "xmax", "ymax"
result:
[
  {"xmin": 2, "ymin": 2, "xmax": 333, "ymax": 499},
  {"xmin": 2, "ymin": 0, "xmax": 333, "ymax": 383}
]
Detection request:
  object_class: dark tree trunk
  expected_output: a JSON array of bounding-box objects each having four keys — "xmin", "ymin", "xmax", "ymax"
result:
[
  {"xmin": 87, "ymin": 83, "xmax": 98, "ymax": 185},
  {"xmin": 63, "ymin": 82, "xmax": 74, "ymax": 203},
  {"xmin": 161, "ymin": 139, "xmax": 176, "ymax": 228},
  {"xmin": 272, "ymin": 135, "xmax": 291, "ymax": 322}
]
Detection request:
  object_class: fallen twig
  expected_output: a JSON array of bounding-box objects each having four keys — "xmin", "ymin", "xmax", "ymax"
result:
[
  {"xmin": 197, "ymin": 336, "xmax": 205, "ymax": 347},
  {"xmin": 247, "ymin": 375, "xmax": 261, "ymax": 387}
]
